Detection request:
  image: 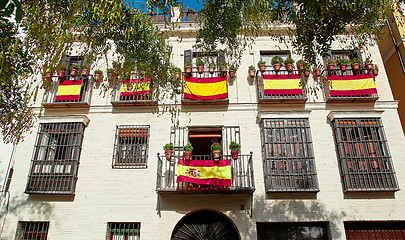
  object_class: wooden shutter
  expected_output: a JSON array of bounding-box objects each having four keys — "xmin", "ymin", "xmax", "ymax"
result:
[
  {"xmin": 218, "ymin": 50, "xmax": 226, "ymax": 70},
  {"xmin": 222, "ymin": 126, "xmax": 240, "ymax": 156},
  {"xmin": 184, "ymin": 49, "xmax": 192, "ymax": 69},
  {"xmin": 62, "ymin": 55, "xmax": 71, "ymax": 72},
  {"xmin": 170, "ymin": 126, "xmax": 189, "ymax": 157}
]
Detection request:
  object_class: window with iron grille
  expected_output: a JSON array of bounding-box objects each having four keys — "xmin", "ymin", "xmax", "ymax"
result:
[
  {"xmin": 106, "ymin": 222, "xmax": 140, "ymax": 240},
  {"xmin": 257, "ymin": 222, "xmax": 329, "ymax": 240},
  {"xmin": 25, "ymin": 122, "xmax": 85, "ymax": 194},
  {"xmin": 331, "ymin": 118, "xmax": 399, "ymax": 192},
  {"xmin": 112, "ymin": 125, "xmax": 149, "ymax": 168},
  {"xmin": 260, "ymin": 118, "xmax": 319, "ymax": 192},
  {"xmin": 260, "ymin": 51, "xmax": 290, "ymax": 70},
  {"xmin": 15, "ymin": 221, "xmax": 49, "ymax": 240}
]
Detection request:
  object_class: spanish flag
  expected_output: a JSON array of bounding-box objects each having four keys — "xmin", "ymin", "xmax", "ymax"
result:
[
  {"xmin": 263, "ymin": 74, "xmax": 303, "ymax": 95},
  {"xmin": 327, "ymin": 73, "xmax": 377, "ymax": 96},
  {"xmin": 183, "ymin": 76, "xmax": 228, "ymax": 100},
  {"xmin": 120, "ymin": 78, "xmax": 150, "ymax": 97},
  {"xmin": 54, "ymin": 79, "xmax": 82, "ymax": 101},
  {"xmin": 177, "ymin": 159, "xmax": 231, "ymax": 186}
]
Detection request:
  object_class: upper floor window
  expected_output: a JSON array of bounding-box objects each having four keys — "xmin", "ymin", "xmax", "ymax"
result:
[
  {"xmin": 106, "ymin": 222, "xmax": 140, "ymax": 240},
  {"xmin": 331, "ymin": 118, "xmax": 399, "ymax": 192},
  {"xmin": 260, "ymin": 51, "xmax": 290, "ymax": 71},
  {"xmin": 184, "ymin": 49, "xmax": 225, "ymax": 71},
  {"xmin": 112, "ymin": 125, "xmax": 150, "ymax": 168},
  {"xmin": 25, "ymin": 122, "xmax": 85, "ymax": 194},
  {"xmin": 260, "ymin": 118, "xmax": 319, "ymax": 192},
  {"xmin": 15, "ymin": 221, "xmax": 50, "ymax": 240}
]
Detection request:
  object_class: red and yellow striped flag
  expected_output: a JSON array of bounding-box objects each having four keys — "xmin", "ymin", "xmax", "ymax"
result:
[
  {"xmin": 327, "ymin": 73, "xmax": 377, "ymax": 96},
  {"xmin": 263, "ymin": 74, "xmax": 303, "ymax": 95},
  {"xmin": 183, "ymin": 76, "xmax": 228, "ymax": 100},
  {"xmin": 120, "ymin": 78, "xmax": 150, "ymax": 97},
  {"xmin": 177, "ymin": 159, "xmax": 231, "ymax": 186},
  {"xmin": 55, "ymin": 79, "xmax": 82, "ymax": 101}
]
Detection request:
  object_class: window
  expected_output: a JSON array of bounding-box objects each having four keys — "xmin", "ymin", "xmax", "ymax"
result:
[
  {"xmin": 331, "ymin": 118, "xmax": 399, "ymax": 192},
  {"xmin": 184, "ymin": 49, "xmax": 225, "ymax": 71},
  {"xmin": 257, "ymin": 222, "xmax": 329, "ymax": 240},
  {"xmin": 15, "ymin": 221, "xmax": 49, "ymax": 240},
  {"xmin": 106, "ymin": 222, "xmax": 140, "ymax": 240},
  {"xmin": 260, "ymin": 118, "xmax": 319, "ymax": 192},
  {"xmin": 25, "ymin": 122, "xmax": 85, "ymax": 194},
  {"xmin": 345, "ymin": 221, "xmax": 405, "ymax": 239},
  {"xmin": 112, "ymin": 125, "xmax": 150, "ymax": 168},
  {"xmin": 260, "ymin": 51, "xmax": 290, "ymax": 71}
]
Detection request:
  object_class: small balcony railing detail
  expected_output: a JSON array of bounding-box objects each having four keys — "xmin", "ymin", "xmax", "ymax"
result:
[
  {"xmin": 111, "ymin": 77, "xmax": 157, "ymax": 106},
  {"xmin": 182, "ymin": 71, "xmax": 229, "ymax": 105},
  {"xmin": 324, "ymin": 68, "xmax": 378, "ymax": 103},
  {"xmin": 43, "ymin": 76, "xmax": 92, "ymax": 108},
  {"xmin": 257, "ymin": 69, "xmax": 307, "ymax": 103},
  {"xmin": 156, "ymin": 153, "xmax": 255, "ymax": 193}
]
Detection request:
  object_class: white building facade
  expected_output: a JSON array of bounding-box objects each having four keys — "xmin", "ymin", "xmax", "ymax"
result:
[{"xmin": 1, "ymin": 13, "xmax": 405, "ymax": 240}]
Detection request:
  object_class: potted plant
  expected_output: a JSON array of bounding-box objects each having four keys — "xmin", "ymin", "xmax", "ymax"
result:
[
  {"xmin": 209, "ymin": 62, "xmax": 216, "ymax": 74},
  {"xmin": 229, "ymin": 65, "xmax": 237, "ymax": 78},
  {"xmin": 94, "ymin": 70, "xmax": 103, "ymax": 82},
  {"xmin": 337, "ymin": 58, "xmax": 349, "ymax": 72},
  {"xmin": 112, "ymin": 61, "xmax": 121, "ymax": 72},
  {"xmin": 248, "ymin": 65, "xmax": 256, "ymax": 78},
  {"xmin": 42, "ymin": 68, "xmax": 53, "ymax": 83},
  {"xmin": 185, "ymin": 61, "xmax": 192, "ymax": 75},
  {"xmin": 303, "ymin": 63, "xmax": 311, "ymax": 78},
  {"xmin": 197, "ymin": 59, "xmax": 204, "ymax": 74},
  {"xmin": 313, "ymin": 66, "xmax": 321, "ymax": 78},
  {"xmin": 172, "ymin": 66, "xmax": 182, "ymax": 82},
  {"xmin": 258, "ymin": 60, "xmax": 266, "ymax": 73},
  {"xmin": 56, "ymin": 64, "xmax": 66, "ymax": 79},
  {"xmin": 296, "ymin": 60, "xmax": 304, "ymax": 72},
  {"xmin": 364, "ymin": 58, "xmax": 373, "ymax": 71},
  {"xmin": 183, "ymin": 144, "xmax": 193, "ymax": 161},
  {"xmin": 210, "ymin": 142, "xmax": 222, "ymax": 159},
  {"xmin": 350, "ymin": 58, "xmax": 361, "ymax": 71},
  {"xmin": 220, "ymin": 62, "xmax": 227, "ymax": 74},
  {"xmin": 327, "ymin": 59, "xmax": 335, "ymax": 72},
  {"xmin": 70, "ymin": 64, "xmax": 80, "ymax": 77},
  {"xmin": 229, "ymin": 141, "xmax": 240, "ymax": 160},
  {"xmin": 271, "ymin": 56, "xmax": 283, "ymax": 72},
  {"xmin": 163, "ymin": 143, "xmax": 174, "ymax": 161},
  {"xmin": 284, "ymin": 57, "xmax": 294, "ymax": 72},
  {"xmin": 372, "ymin": 65, "xmax": 379, "ymax": 76},
  {"xmin": 107, "ymin": 68, "xmax": 114, "ymax": 81},
  {"xmin": 81, "ymin": 65, "xmax": 90, "ymax": 77}
]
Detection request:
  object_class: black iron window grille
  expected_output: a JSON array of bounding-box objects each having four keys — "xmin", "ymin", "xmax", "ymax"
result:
[
  {"xmin": 257, "ymin": 222, "xmax": 329, "ymax": 240},
  {"xmin": 25, "ymin": 122, "xmax": 85, "ymax": 194},
  {"xmin": 260, "ymin": 118, "xmax": 319, "ymax": 192},
  {"xmin": 331, "ymin": 118, "xmax": 399, "ymax": 192},
  {"xmin": 106, "ymin": 222, "xmax": 140, "ymax": 240},
  {"xmin": 112, "ymin": 125, "xmax": 150, "ymax": 168},
  {"xmin": 15, "ymin": 221, "xmax": 50, "ymax": 240}
]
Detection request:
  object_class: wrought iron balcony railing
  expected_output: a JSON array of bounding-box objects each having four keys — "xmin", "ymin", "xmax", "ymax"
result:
[
  {"xmin": 257, "ymin": 69, "xmax": 308, "ymax": 104},
  {"xmin": 323, "ymin": 68, "xmax": 378, "ymax": 103},
  {"xmin": 111, "ymin": 76, "xmax": 157, "ymax": 106},
  {"xmin": 43, "ymin": 76, "xmax": 93, "ymax": 108},
  {"xmin": 156, "ymin": 153, "xmax": 255, "ymax": 193}
]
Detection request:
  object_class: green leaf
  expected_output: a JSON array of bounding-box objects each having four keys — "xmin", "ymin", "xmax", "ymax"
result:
[
  {"xmin": 0, "ymin": 0, "xmax": 9, "ymax": 10},
  {"xmin": 11, "ymin": 0, "xmax": 23, "ymax": 23}
]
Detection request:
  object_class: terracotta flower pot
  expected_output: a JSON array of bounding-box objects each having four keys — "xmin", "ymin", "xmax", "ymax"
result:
[
  {"xmin": 365, "ymin": 63, "xmax": 373, "ymax": 71},
  {"xmin": 273, "ymin": 64, "xmax": 281, "ymax": 72},
  {"xmin": 304, "ymin": 70, "xmax": 310, "ymax": 77},
  {"xmin": 373, "ymin": 69, "xmax": 378, "ymax": 76},
  {"xmin": 183, "ymin": 151, "xmax": 192, "ymax": 161},
  {"xmin": 351, "ymin": 63, "xmax": 360, "ymax": 71},
  {"xmin": 259, "ymin": 64, "xmax": 266, "ymax": 73},
  {"xmin": 249, "ymin": 70, "xmax": 255, "ymax": 78},
  {"xmin": 212, "ymin": 150, "xmax": 221, "ymax": 159},
  {"xmin": 209, "ymin": 66, "xmax": 215, "ymax": 74},
  {"xmin": 94, "ymin": 73, "xmax": 101, "ymax": 82},
  {"xmin": 297, "ymin": 63, "xmax": 304, "ymax": 72},
  {"xmin": 220, "ymin": 65, "xmax": 227, "ymax": 74},
  {"xmin": 165, "ymin": 150, "xmax": 173, "ymax": 161},
  {"xmin": 185, "ymin": 66, "xmax": 192, "ymax": 75},
  {"xmin": 197, "ymin": 65, "xmax": 204, "ymax": 74},
  {"xmin": 107, "ymin": 72, "xmax": 113, "ymax": 81},
  {"xmin": 231, "ymin": 150, "xmax": 239, "ymax": 160},
  {"xmin": 229, "ymin": 70, "xmax": 236, "ymax": 78},
  {"xmin": 58, "ymin": 70, "xmax": 65, "ymax": 79},
  {"xmin": 339, "ymin": 64, "xmax": 347, "ymax": 72},
  {"xmin": 70, "ymin": 68, "xmax": 78, "ymax": 77},
  {"xmin": 314, "ymin": 69, "xmax": 321, "ymax": 77},
  {"xmin": 327, "ymin": 64, "xmax": 335, "ymax": 72},
  {"xmin": 286, "ymin": 63, "xmax": 293, "ymax": 72},
  {"xmin": 81, "ymin": 68, "xmax": 89, "ymax": 77}
]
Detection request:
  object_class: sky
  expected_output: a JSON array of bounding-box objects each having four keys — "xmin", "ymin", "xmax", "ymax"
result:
[{"xmin": 125, "ymin": 0, "xmax": 202, "ymax": 12}]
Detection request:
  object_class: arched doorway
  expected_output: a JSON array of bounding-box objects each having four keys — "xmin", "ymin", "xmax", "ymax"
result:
[{"xmin": 171, "ymin": 210, "xmax": 240, "ymax": 240}]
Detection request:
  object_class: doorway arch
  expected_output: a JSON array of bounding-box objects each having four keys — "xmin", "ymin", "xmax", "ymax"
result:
[{"xmin": 171, "ymin": 210, "xmax": 240, "ymax": 240}]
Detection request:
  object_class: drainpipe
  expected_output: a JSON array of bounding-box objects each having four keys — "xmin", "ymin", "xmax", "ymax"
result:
[{"xmin": 385, "ymin": 19, "xmax": 405, "ymax": 77}]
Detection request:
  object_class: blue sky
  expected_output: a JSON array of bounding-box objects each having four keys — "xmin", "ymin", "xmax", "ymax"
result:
[{"xmin": 125, "ymin": 0, "xmax": 202, "ymax": 12}]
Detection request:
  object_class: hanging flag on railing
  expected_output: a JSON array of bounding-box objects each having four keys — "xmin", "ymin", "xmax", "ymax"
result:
[
  {"xmin": 327, "ymin": 73, "xmax": 377, "ymax": 96},
  {"xmin": 263, "ymin": 74, "xmax": 303, "ymax": 95},
  {"xmin": 177, "ymin": 159, "xmax": 231, "ymax": 186},
  {"xmin": 54, "ymin": 79, "xmax": 82, "ymax": 101},
  {"xmin": 120, "ymin": 78, "xmax": 150, "ymax": 97},
  {"xmin": 183, "ymin": 76, "xmax": 228, "ymax": 100}
]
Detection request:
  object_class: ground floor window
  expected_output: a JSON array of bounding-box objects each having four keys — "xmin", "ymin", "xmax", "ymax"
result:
[
  {"xmin": 15, "ymin": 221, "xmax": 49, "ymax": 240},
  {"xmin": 345, "ymin": 221, "xmax": 405, "ymax": 239},
  {"xmin": 257, "ymin": 222, "xmax": 329, "ymax": 240},
  {"xmin": 107, "ymin": 222, "xmax": 140, "ymax": 240}
]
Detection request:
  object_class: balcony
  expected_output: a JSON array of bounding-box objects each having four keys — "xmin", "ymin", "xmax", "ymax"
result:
[
  {"xmin": 257, "ymin": 70, "xmax": 307, "ymax": 104},
  {"xmin": 324, "ymin": 68, "xmax": 378, "ymax": 103},
  {"xmin": 181, "ymin": 71, "xmax": 229, "ymax": 105},
  {"xmin": 43, "ymin": 76, "xmax": 92, "ymax": 108},
  {"xmin": 111, "ymin": 77, "xmax": 157, "ymax": 107},
  {"xmin": 156, "ymin": 153, "xmax": 255, "ymax": 194}
]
